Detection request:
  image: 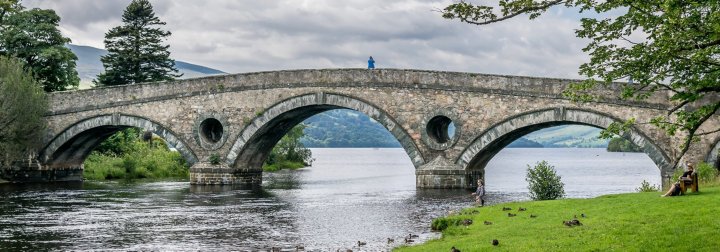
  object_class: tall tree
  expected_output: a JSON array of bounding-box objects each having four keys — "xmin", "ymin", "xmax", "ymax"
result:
[
  {"xmin": 0, "ymin": 2, "xmax": 79, "ymax": 92},
  {"xmin": 0, "ymin": 56, "xmax": 47, "ymax": 167},
  {"xmin": 442, "ymin": 1, "xmax": 720, "ymax": 167},
  {"xmin": 96, "ymin": 0, "xmax": 180, "ymax": 86}
]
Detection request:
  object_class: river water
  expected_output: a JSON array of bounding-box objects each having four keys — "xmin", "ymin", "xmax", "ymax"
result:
[{"xmin": 0, "ymin": 148, "xmax": 659, "ymax": 251}]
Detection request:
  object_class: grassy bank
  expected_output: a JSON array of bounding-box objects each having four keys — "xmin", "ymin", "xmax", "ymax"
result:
[
  {"xmin": 262, "ymin": 160, "xmax": 306, "ymax": 172},
  {"xmin": 396, "ymin": 185, "xmax": 720, "ymax": 251}
]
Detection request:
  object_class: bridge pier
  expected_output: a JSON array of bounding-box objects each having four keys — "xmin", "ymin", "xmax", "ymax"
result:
[
  {"xmin": 189, "ymin": 162, "xmax": 262, "ymax": 187},
  {"xmin": 415, "ymin": 156, "xmax": 471, "ymax": 189}
]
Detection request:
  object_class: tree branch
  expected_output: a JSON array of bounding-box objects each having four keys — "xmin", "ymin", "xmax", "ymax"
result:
[{"xmin": 452, "ymin": 0, "xmax": 565, "ymax": 26}]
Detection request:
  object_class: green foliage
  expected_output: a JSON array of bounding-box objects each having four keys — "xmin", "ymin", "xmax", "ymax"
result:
[
  {"xmin": 0, "ymin": 56, "xmax": 47, "ymax": 166},
  {"xmin": 83, "ymin": 128, "xmax": 188, "ymax": 180},
  {"xmin": 264, "ymin": 124, "xmax": 313, "ymax": 172},
  {"xmin": 95, "ymin": 0, "xmax": 180, "ymax": 86},
  {"xmin": 635, "ymin": 180, "xmax": 659, "ymax": 192},
  {"xmin": 442, "ymin": 0, "xmax": 720, "ymax": 166},
  {"xmin": 208, "ymin": 153, "xmax": 221, "ymax": 165},
  {"xmin": 397, "ymin": 186, "xmax": 720, "ymax": 252},
  {"xmin": 526, "ymin": 160, "xmax": 565, "ymax": 200},
  {"xmin": 430, "ymin": 215, "xmax": 471, "ymax": 231},
  {"xmin": 606, "ymin": 137, "xmax": 642, "ymax": 152},
  {"xmin": 696, "ymin": 162, "xmax": 719, "ymax": 184},
  {"xmin": 0, "ymin": 3, "xmax": 79, "ymax": 92}
]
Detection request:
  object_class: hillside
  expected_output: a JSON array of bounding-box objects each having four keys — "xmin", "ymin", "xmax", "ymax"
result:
[
  {"xmin": 67, "ymin": 44, "xmax": 225, "ymax": 88},
  {"xmin": 300, "ymin": 110, "xmax": 609, "ymax": 148}
]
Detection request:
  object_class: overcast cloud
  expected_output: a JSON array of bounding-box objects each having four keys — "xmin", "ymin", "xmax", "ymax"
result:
[{"xmin": 24, "ymin": 0, "xmax": 591, "ymax": 78}]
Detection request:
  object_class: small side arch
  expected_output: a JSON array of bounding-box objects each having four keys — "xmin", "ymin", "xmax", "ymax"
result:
[
  {"xmin": 41, "ymin": 113, "xmax": 198, "ymax": 168},
  {"xmin": 457, "ymin": 107, "xmax": 673, "ymax": 174},
  {"xmin": 226, "ymin": 92, "xmax": 424, "ymax": 170}
]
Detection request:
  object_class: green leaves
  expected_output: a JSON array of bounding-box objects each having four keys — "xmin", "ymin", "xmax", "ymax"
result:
[
  {"xmin": 0, "ymin": 56, "xmax": 47, "ymax": 166},
  {"xmin": 443, "ymin": 0, "xmax": 720, "ymax": 166},
  {"xmin": 0, "ymin": 7, "xmax": 79, "ymax": 92},
  {"xmin": 96, "ymin": 0, "xmax": 180, "ymax": 86},
  {"xmin": 526, "ymin": 160, "xmax": 565, "ymax": 200}
]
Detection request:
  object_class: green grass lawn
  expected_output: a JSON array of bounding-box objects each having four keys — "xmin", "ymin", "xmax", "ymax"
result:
[{"xmin": 396, "ymin": 186, "xmax": 720, "ymax": 251}]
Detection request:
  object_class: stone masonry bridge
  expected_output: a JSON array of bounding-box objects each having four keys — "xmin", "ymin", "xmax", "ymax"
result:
[{"xmin": 10, "ymin": 69, "xmax": 720, "ymax": 188}]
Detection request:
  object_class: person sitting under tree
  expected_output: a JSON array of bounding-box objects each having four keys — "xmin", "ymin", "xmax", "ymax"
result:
[{"xmin": 662, "ymin": 164, "xmax": 695, "ymax": 197}]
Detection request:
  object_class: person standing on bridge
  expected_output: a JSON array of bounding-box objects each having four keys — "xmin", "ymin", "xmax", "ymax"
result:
[{"xmin": 368, "ymin": 56, "xmax": 375, "ymax": 69}]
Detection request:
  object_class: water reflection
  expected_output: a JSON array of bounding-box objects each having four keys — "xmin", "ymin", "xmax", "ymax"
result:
[{"xmin": 0, "ymin": 148, "xmax": 659, "ymax": 251}]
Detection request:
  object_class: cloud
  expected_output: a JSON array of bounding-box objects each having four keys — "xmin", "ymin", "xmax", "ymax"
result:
[{"xmin": 23, "ymin": 0, "xmax": 590, "ymax": 78}]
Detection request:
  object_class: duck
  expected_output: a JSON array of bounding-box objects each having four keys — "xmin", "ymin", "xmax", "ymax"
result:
[
  {"xmin": 387, "ymin": 238, "xmax": 394, "ymax": 244},
  {"xmin": 484, "ymin": 220, "xmax": 493, "ymax": 225},
  {"xmin": 271, "ymin": 247, "xmax": 281, "ymax": 252},
  {"xmin": 492, "ymin": 239, "xmax": 499, "ymax": 246},
  {"xmin": 296, "ymin": 245, "xmax": 305, "ymax": 251},
  {"xmin": 405, "ymin": 238, "xmax": 415, "ymax": 244},
  {"xmin": 408, "ymin": 233, "xmax": 419, "ymax": 239},
  {"xmin": 530, "ymin": 214, "xmax": 537, "ymax": 218},
  {"xmin": 581, "ymin": 213, "xmax": 586, "ymax": 218},
  {"xmin": 518, "ymin": 207, "xmax": 527, "ymax": 211},
  {"xmin": 461, "ymin": 219, "xmax": 473, "ymax": 226},
  {"xmin": 507, "ymin": 213, "xmax": 516, "ymax": 217},
  {"xmin": 357, "ymin": 241, "xmax": 366, "ymax": 247},
  {"xmin": 502, "ymin": 207, "xmax": 512, "ymax": 211},
  {"xmin": 451, "ymin": 246, "xmax": 461, "ymax": 252}
]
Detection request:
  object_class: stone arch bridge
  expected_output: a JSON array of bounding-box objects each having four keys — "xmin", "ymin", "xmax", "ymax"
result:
[{"xmin": 11, "ymin": 69, "xmax": 719, "ymax": 188}]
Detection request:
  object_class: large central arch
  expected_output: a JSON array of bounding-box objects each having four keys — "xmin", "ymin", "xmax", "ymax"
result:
[
  {"xmin": 41, "ymin": 113, "xmax": 198, "ymax": 169},
  {"xmin": 225, "ymin": 92, "xmax": 424, "ymax": 171},
  {"xmin": 457, "ymin": 107, "xmax": 673, "ymax": 176}
]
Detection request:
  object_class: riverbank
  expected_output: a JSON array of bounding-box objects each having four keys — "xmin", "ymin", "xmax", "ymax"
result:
[{"xmin": 396, "ymin": 185, "xmax": 720, "ymax": 251}]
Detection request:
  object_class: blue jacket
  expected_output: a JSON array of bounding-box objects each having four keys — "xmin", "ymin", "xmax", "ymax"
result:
[{"xmin": 368, "ymin": 57, "xmax": 375, "ymax": 69}]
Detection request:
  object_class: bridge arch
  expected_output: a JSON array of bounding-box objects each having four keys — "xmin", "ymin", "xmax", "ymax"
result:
[
  {"xmin": 41, "ymin": 113, "xmax": 198, "ymax": 168},
  {"xmin": 706, "ymin": 137, "xmax": 720, "ymax": 169},
  {"xmin": 457, "ymin": 107, "xmax": 673, "ymax": 176},
  {"xmin": 226, "ymin": 92, "xmax": 424, "ymax": 170}
]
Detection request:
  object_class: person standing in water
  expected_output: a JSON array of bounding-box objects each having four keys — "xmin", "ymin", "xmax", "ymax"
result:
[
  {"xmin": 472, "ymin": 179, "xmax": 486, "ymax": 206},
  {"xmin": 367, "ymin": 56, "xmax": 375, "ymax": 69}
]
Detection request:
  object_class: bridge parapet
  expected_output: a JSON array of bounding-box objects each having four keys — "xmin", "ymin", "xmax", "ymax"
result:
[{"xmin": 47, "ymin": 69, "xmax": 670, "ymax": 116}]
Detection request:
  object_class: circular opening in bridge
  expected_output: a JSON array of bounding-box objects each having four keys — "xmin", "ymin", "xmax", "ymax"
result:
[
  {"xmin": 426, "ymin": 115, "xmax": 455, "ymax": 144},
  {"xmin": 200, "ymin": 118, "xmax": 224, "ymax": 143}
]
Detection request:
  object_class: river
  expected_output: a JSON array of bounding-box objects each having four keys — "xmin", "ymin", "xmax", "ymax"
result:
[{"xmin": 0, "ymin": 148, "xmax": 659, "ymax": 251}]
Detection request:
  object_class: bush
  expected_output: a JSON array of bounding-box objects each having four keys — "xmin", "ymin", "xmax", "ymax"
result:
[
  {"xmin": 209, "ymin": 153, "xmax": 221, "ymax": 165},
  {"xmin": 83, "ymin": 130, "xmax": 188, "ymax": 180},
  {"xmin": 526, "ymin": 160, "xmax": 565, "ymax": 200},
  {"xmin": 636, "ymin": 180, "xmax": 659, "ymax": 192},
  {"xmin": 696, "ymin": 162, "xmax": 718, "ymax": 183}
]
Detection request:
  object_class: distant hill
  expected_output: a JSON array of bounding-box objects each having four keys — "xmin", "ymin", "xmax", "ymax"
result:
[
  {"xmin": 67, "ymin": 44, "xmax": 225, "ymax": 88},
  {"xmin": 300, "ymin": 110, "xmax": 609, "ymax": 148},
  {"xmin": 301, "ymin": 109, "xmax": 402, "ymax": 148}
]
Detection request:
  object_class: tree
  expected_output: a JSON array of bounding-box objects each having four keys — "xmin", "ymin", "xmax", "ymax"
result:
[
  {"xmin": 96, "ymin": 0, "xmax": 180, "ymax": 86},
  {"xmin": 526, "ymin": 160, "xmax": 565, "ymax": 200},
  {"xmin": 0, "ymin": 2, "xmax": 79, "ymax": 92},
  {"xmin": 0, "ymin": 56, "xmax": 48, "ymax": 167},
  {"xmin": 442, "ymin": 1, "xmax": 720, "ymax": 167},
  {"xmin": 264, "ymin": 124, "xmax": 313, "ymax": 171}
]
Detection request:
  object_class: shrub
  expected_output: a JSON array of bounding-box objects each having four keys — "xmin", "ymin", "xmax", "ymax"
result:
[
  {"xmin": 636, "ymin": 180, "xmax": 659, "ymax": 192},
  {"xmin": 526, "ymin": 160, "xmax": 565, "ymax": 200},
  {"xmin": 209, "ymin": 153, "xmax": 221, "ymax": 165},
  {"xmin": 696, "ymin": 162, "xmax": 719, "ymax": 183}
]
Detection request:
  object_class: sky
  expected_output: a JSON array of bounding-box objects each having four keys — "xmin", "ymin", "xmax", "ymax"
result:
[{"xmin": 23, "ymin": 0, "xmax": 595, "ymax": 78}]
